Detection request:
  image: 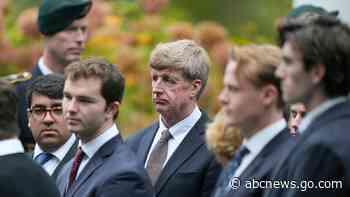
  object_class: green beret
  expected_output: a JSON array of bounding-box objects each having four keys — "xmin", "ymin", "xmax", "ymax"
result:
[
  {"xmin": 288, "ymin": 4, "xmax": 339, "ymax": 19},
  {"xmin": 37, "ymin": 0, "xmax": 92, "ymax": 36}
]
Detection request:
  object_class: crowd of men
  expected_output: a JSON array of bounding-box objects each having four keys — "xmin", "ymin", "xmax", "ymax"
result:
[{"xmin": 1, "ymin": 0, "xmax": 350, "ymax": 197}]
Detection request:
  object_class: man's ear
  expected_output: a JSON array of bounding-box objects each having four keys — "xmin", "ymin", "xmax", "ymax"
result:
[
  {"xmin": 191, "ymin": 79, "xmax": 202, "ymax": 99},
  {"xmin": 106, "ymin": 101, "xmax": 120, "ymax": 119},
  {"xmin": 27, "ymin": 111, "xmax": 32, "ymax": 127},
  {"xmin": 260, "ymin": 84, "xmax": 278, "ymax": 106},
  {"xmin": 310, "ymin": 63, "xmax": 326, "ymax": 84}
]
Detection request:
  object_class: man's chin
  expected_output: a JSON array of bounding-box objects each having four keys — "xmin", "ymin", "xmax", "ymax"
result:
[
  {"xmin": 155, "ymin": 106, "xmax": 168, "ymax": 114},
  {"xmin": 66, "ymin": 56, "xmax": 81, "ymax": 64},
  {"xmin": 38, "ymin": 139, "xmax": 61, "ymax": 149}
]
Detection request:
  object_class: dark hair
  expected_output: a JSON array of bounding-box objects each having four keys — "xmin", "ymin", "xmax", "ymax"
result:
[
  {"xmin": 0, "ymin": 80, "xmax": 19, "ymax": 137},
  {"xmin": 64, "ymin": 57, "xmax": 125, "ymax": 105},
  {"xmin": 284, "ymin": 16, "xmax": 350, "ymax": 97},
  {"xmin": 26, "ymin": 74, "xmax": 65, "ymax": 107}
]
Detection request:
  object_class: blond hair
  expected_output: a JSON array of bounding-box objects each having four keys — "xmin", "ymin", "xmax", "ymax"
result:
[
  {"xmin": 205, "ymin": 110, "xmax": 242, "ymax": 166},
  {"xmin": 234, "ymin": 44, "xmax": 284, "ymax": 108}
]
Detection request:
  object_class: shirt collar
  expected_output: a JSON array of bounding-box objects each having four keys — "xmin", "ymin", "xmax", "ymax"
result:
[
  {"xmin": 38, "ymin": 57, "xmax": 54, "ymax": 75},
  {"xmin": 0, "ymin": 138, "xmax": 24, "ymax": 156},
  {"xmin": 158, "ymin": 106, "xmax": 201, "ymax": 141},
  {"xmin": 33, "ymin": 134, "xmax": 76, "ymax": 161},
  {"xmin": 298, "ymin": 97, "xmax": 348, "ymax": 134},
  {"xmin": 80, "ymin": 124, "xmax": 119, "ymax": 159},
  {"xmin": 243, "ymin": 119, "xmax": 286, "ymax": 155}
]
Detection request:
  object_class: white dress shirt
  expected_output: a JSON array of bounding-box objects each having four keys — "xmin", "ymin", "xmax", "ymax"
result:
[
  {"xmin": 33, "ymin": 134, "xmax": 76, "ymax": 175},
  {"xmin": 38, "ymin": 57, "xmax": 53, "ymax": 75},
  {"xmin": 145, "ymin": 106, "xmax": 202, "ymax": 168},
  {"xmin": 0, "ymin": 138, "xmax": 24, "ymax": 156},
  {"xmin": 77, "ymin": 124, "xmax": 120, "ymax": 178},
  {"xmin": 233, "ymin": 119, "xmax": 287, "ymax": 177},
  {"xmin": 298, "ymin": 97, "xmax": 348, "ymax": 134}
]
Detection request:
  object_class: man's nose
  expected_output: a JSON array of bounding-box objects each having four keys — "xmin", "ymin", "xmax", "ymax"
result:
[
  {"xmin": 42, "ymin": 110, "xmax": 55, "ymax": 124},
  {"xmin": 66, "ymin": 100, "xmax": 79, "ymax": 114},
  {"xmin": 218, "ymin": 89, "xmax": 227, "ymax": 106}
]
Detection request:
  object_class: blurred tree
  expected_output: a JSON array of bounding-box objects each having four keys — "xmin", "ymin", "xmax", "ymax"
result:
[
  {"xmin": 169, "ymin": 0, "xmax": 292, "ymax": 43},
  {"xmin": 1, "ymin": 0, "xmax": 293, "ymax": 136}
]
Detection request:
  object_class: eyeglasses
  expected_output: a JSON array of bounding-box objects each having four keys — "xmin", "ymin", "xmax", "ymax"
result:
[{"xmin": 27, "ymin": 106, "xmax": 63, "ymax": 120}]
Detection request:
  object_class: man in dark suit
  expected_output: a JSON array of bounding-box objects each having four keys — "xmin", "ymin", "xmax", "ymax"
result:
[
  {"xmin": 16, "ymin": 0, "xmax": 92, "ymax": 151},
  {"xmin": 0, "ymin": 80, "xmax": 60, "ymax": 197},
  {"xmin": 56, "ymin": 57, "xmax": 154, "ymax": 197},
  {"xmin": 127, "ymin": 40, "xmax": 221, "ymax": 197},
  {"xmin": 264, "ymin": 14, "xmax": 350, "ymax": 197},
  {"xmin": 26, "ymin": 74, "xmax": 78, "ymax": 179},
  {"xmin": 215, "ymin": 44, "xmax": 295, "ymax": 197}
]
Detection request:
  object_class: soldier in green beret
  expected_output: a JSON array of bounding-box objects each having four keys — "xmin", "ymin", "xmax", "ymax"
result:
[{"xmin": 16, "ymin": 0, "xmax": 92, "ymax": 151}]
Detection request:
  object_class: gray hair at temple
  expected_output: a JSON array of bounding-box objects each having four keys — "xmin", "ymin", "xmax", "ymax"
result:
[
  {"xmin": 149, "ymin": 39, "xmax": 210, "ymax": 99},
  {"xmin": 0, "ymin": 80, "xmax": 19, "ymax": 139}
]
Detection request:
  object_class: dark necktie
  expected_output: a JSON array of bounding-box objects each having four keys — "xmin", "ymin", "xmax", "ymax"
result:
[
  {"xmin": 215, "ymin": 145, "xmax": 250, "ymax": 197},
  {"xmin": 68, "ymin": 147, "xmax": 85, "ymax": 188},
  {"xmin": 146, "ymin": 129, "xmax": 172, "ymax": 185},
  {"xmin": 35, "ymin": 152, "xmax": 53, "ymax": 166}
]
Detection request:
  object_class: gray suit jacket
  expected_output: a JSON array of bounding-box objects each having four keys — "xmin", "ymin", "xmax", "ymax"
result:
[
  {"xmin": 57, "ymin": 135, "xmax": 154, "ymax": 197},
  {"xmin": 126, "ymin": 113, "xmax": 222, "ymax": 197}
]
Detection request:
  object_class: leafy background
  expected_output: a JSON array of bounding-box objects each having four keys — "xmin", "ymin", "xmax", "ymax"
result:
[{"xmin": 0, "ymin": 0, "xmax": 291, "ymax": 137}]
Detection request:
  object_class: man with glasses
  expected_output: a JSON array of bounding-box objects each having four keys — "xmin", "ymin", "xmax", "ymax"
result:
[
  {"xmin": 287, "ymin": 103, "xmax": 306, "ymax": 135},
  {"xmin": 26, "ymin": 74, "xmax": 78, "ymax": 180},
  {"xmin": 17, "ymin": 0, "xmax": 92, "ymax": 151},
  {"xmin": 0, "ymin": 80, "xmax": 60, "ymax": 197}
]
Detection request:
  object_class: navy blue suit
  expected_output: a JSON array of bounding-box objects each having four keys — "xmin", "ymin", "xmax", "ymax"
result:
[
  {"xmin": 264, "ymin": 100, "xmax": 350, "ymax": 197},
  {"xmin": 0, "ymin": 153, "xmax": 60, "ymax": 197},
  {"xmin": 126, "ymin": 113, "xmax": 222, "ymax": 197},
  {"xmin": 222, "ymin": 128, "xmax": 296, "ymax": 197},
  {"xmin": 16, "ymin": 65, "xmax": 43, "ymax": 146},
  {"xmin": 57, "ymin": 135, "xmax": 154, "ymax": 197}
]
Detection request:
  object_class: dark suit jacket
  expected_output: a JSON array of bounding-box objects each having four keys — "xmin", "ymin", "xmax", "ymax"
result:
[
  {"xmin": 29, "ymin": 138, "xmax": 79, "ymax": 180},
  {"xmin": 57, "ymin": 135, "xmax": 154, "ymax": 197},
  {"xmin": 16, "ymin": 64, "xmax": 43, "ymax": 146},
  {"xmin": 222, "ymin": 128, "xmax": 296, "ymax": 197},
  {"xmin": 264, "ymin": 100, "xmax": 350, "ymax": 197},
  {"xmin": 0, "ymin": 153, "xmax": 60, "ymax": 197},
  {"xmin": 126, "ymin": 113, "xmax": 222, "ymax": 197},
  {"xmin": 52, "ymin": 138, "xmax": 79, "ymax": 179}
]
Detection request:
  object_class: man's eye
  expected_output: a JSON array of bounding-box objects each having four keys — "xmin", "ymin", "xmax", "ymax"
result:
[
  {"xmin": 163, "ymin": 77, "xmax": 176, "ymax": 84},
  {"xmin": 52, "ymin": 107, "xmax": 63, "ymax": 115},
  {"xmin": 291, "ymin": 111, "xmax": 297, "ymax": 118},
  {"xmin": 64, "ymin": 95, "xmax": 72, "ymax": 100},
  {"xmin": 52, "ymin": 106, "xmax": 63, "ymax": 111},
  {"xmin": 79, "ymin": 99, "xmax": 92, "ymax": 103},
  {"xmin": 33, "ymin": 108, "xmax": 46, "ymax": 115}
]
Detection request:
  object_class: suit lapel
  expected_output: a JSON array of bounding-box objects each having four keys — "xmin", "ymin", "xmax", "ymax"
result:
[
  {"xmin": 138, "ymin": 123, "xmax": 159, "ymax": 163},
  {"xmin": 52, "ymin": 139, "xmax": 78, "ymax": 179},
  {"xmin": 155, "ymin": 113, "xmax": 209, "ymax": 194},
  {"xmin": 273, "ymin": 101, "xmax": 350, "ymax": 180},
  {"xmin": 287, "ymin": 100, "xmax": 350, "ymax": 158},
  {"xmin": 239, "ymin": 128, "xmax": 290, "ymax": 179},
  {"xmin": 67, "ymin": 135, "xmax": 122, "ymax": 197}
]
